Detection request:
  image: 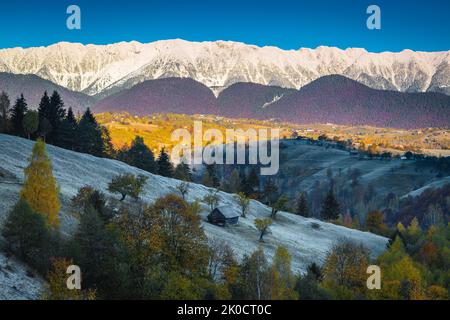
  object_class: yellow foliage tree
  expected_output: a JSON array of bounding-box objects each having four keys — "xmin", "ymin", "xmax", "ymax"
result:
[
  {"xmin": 270, "ymin": 246, "xmax": 298, "ymax": 300},
  {"xmin": 42, "ymin": 258, "xmax": 96, "ymax": 300},
  {"xmin": 322, "ymin": 242, "xmax": 370, "ymax": 299},
  {"xmin": 375, "ymin": 236, "xmax": 425, "ymax": 300},
  {"xmin": 20, "ymin": 139, "xmax": 60, "ymax": 228}
]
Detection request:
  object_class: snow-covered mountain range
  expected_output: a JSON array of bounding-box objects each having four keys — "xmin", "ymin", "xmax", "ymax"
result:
[{"xmin": 0, "ymin": 39, "xmax": 449, "ymax": 97}]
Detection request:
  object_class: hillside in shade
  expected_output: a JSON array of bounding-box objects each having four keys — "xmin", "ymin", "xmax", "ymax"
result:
[
  {"xmin": 0, "ymin": 134, "xmax": 388, "ymax": 299},
  {"xmin": 0, "ymin": 73, "xmax": 95, "ymax": 112},
  {"xmin": 217, "ymin": 82, "xmax": 296, "ymax": 118},
  {"xmin": 94, "ymin": 77, "xmax": 218, "ymax": 115},
  {"xmin": 94, "ymin": 75, "xmax": 450, "ymax": 129},
  {"xmin": 260, "ymin": 75, "xmax": 450, "ymax": 129}
]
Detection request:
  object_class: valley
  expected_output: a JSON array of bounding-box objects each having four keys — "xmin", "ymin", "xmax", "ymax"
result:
[{"xmin": 96, "ymin": 112, "xmax": 450, "ymax": 157}]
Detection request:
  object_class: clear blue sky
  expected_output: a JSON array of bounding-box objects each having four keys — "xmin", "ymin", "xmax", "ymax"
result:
[{"xmin": 0, "ymin": 0, "xmax": 449, "ymax": 52}]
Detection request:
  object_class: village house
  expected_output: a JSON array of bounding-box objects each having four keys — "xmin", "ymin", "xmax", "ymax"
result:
[{"xmin": 207, "ymin": 206, "xmax": 240, "ymax": 226}]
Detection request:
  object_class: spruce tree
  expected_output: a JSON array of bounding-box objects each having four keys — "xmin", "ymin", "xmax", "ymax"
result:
[
  {"xmin": 48, "ymin": 91, "xmax": 66, "ymax": 143},
  {"xmin": 205, "ymin": 164, "xmax": 219, "ymax": 188},
  {"xmin": 295, "ymin": 192, "xmax": 309, "ymax": 217},
  {"xmin": 1, "ymin": 199, "xmax": 53, "ymax": 273},
  {"xmin": 247, "ymin": 168, "xmax": 260, "ymax": 193},
  {"xmin": 57, "ymin": 107, "xmax": 78, "ymax": 150},
  {"xmin": 202, "ymin": 170, "xmax": 214, "ymax": 187},
  {"xmin": 174, "ymin": 162, "xmax": 192, "ymax": 181},
  {"xmin": 320, "ymin": 189, "xmax": 340, "ymax": 221},
  {"xmin": 10, "ymin": 94, "xmax": 28, "ymax": 137},
  {"xmin": 228, "ymin": 169, "xmax": 241, "ymax": 193},
  {"xmin": 240, "ymin": 171, "xmax": 255, "ymax": 196},
  {"xmin": 0, "ymin": 91, "xmax": 11, "ymax": 133},
  {"xmin": 119, "ymin": 136, "xmax": 156, "ymax": 173},
  {"xmin": 20, "ymin": 139, "xmax": 60, "ymax": 227},
  {"xmin": 157, "ymin": 148, "xmax": 174, "ymax": 177},
  {"xmin": 262, "ymin": 178, "xmax": 279, "ymax": 205},
  {"xmin": 73, "ymin": 206, "xmax": 127, "ymax": 298},
  {"xmin": 77, "ymin": 108, "xmax": 104, "ymax": 156},
  {"xmin": 100, "ymin": 126, "xmax": 114, "ymax": 158},
  {"xmin": 38, "ymin": 91, "xmax": 51, "ymax": 139}
]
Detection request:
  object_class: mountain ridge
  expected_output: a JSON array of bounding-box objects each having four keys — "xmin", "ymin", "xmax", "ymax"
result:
[
  {"xmin": 94, "ymin": 75, "xmax": 450, "ymax": 129},
  {"xmin": 0, "ymin": 39, "xmax": 449, "ymax": 97}
]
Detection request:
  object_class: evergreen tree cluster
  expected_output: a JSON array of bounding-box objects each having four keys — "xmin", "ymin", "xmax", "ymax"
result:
[{"xmin": 0, "ymin": 91, "xmax": 113, "ymax": 158}]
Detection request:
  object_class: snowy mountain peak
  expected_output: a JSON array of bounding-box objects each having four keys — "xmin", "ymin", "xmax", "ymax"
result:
[{"xmin": 0, "ymin": 39, "xmax": 449, "ymax": 97}]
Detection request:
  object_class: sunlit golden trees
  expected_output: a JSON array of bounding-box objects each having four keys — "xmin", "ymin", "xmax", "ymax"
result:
[
  {"xmin": 20, "ymin": 139, "xmax": 60, "ymax": 227},
  {"xmin": 375, "ymin": 237, "xmax": 425, "ymax": 300},
  {"xmin": 269, "ymin": 246, "xmax": 298, "ymax": 300},
  {"xmin": 150, "ymin": 194, "xmax": 209, "ymax": 274},
  {"xmin": 322, "ymin": 241, "xmax": 370, "ymax": 299}
]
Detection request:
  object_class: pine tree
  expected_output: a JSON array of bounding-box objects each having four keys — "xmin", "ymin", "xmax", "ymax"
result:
[
  {"xmin": 77, "ymin": 108, "xmax": 104, "ymax": 156},
  {"xmin": 48, "ymin": 91, "xmax": 66, "ymax": 143},
  {"xmin": 73, "ymin": 206, "xmax": 128, "ymax": 298},
  {"xmin": 228, "ymin": 169, "xmax": 241, "ymax": 193},
  {"xmin": 100, "ymin": 125, "xmax": 114, "ymax": 158},
  {"xmin": 174, "ymin": 162, "xmax": 192, "ymax": 181},
  {"xmin": 239, "ymin": 172, "xmax": 253, "ymax": 196},
  {"xmin": 0, "ymin": 91, "xmax": 11, "ymax": 133},
  {"xmin": 1, "ymin": 199, "xmax": 51, "ymax": 268},
  {"xmin": 157, "ymin": 148, "xmax": 174, "ymax": 177},
  {"xmin": 20, "ymin": 139, "xmax": 60, "ymax": 227},
  {"xmin": 71, "ymin": 186, "xmax": 111, "ymax": 223},
  {"xmin": 57, "ymin": 107, "xmax": 78, "ymax": 150},
  {"xmin": 204, "ymin": 164, "xmax": 219, "ymax": 188},
  {"xmin": 320, "ymin": 189, "xmax": 340, "ymax": 221},
  {"xmin": 38, "ymin": 91, "xmax": 51, "ymax": 139},
  {"xmin": 262, "ymin": 178, "xmax": 279, "ymax": 206},
  {"xmin": 10, "ymin": 94, "xmax": 28, "ymax": 137},
  {"xmin": 247, "ymin": 168, "xmax": 260, "ymax": 194},
  {"xmin": 202, "ymin": 170, "xmax": 214, "ymax": 187},
  {"xmin": 119, "ymin": 136, "xmax": 156, "ymax": 173},
  {"xmin": 295, "ymin": 192, "xmax": 309, "ymax": 217}
]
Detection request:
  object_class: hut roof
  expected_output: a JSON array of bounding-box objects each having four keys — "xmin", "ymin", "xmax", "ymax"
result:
[{"xmin": 214, "ymin": 206, "xmax": 240, "ymax": 219}]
